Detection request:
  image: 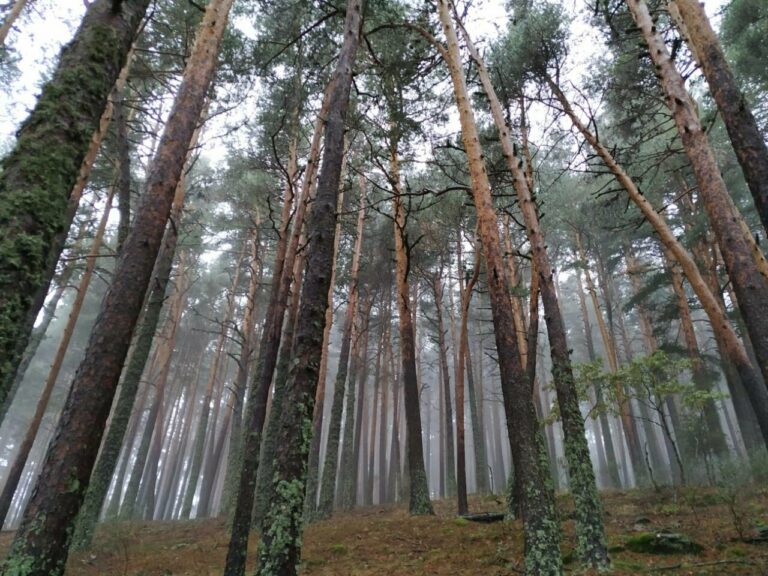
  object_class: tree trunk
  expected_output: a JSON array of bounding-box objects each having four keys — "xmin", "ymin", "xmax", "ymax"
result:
[
  {"xmin": 0, "ymin": 0, "xmax": 30, "ymax": 47},
  {"xmin": 549, "ymin": 74, "xmax": 768, "ymax": 446},
  {"xmin": 459, "ymin": 18, "xmax": 607, "ymax": 566},
  {"xmin": 339, "ymin": 190, "xmax": 369, "ymax": 510},
  {"xmin": 339, "ymin": 296, "xmax": 373, "ymax": 509},
  {"xmin": 181, "ymin": 233, "xmax": 248, "ymax": 519},
  {"xmin": 437, "ymin": 2, "xmax": 561, "ymax": 571},
  {"xmin": 391, "ymin": 143, "xmax": 434, "ymax": 516},
  {"xmin": 254, "ymin": 2, "xmax": 362, "ymax": 573},
  {"xmin": 432, "ymin": 269, "xmax": 456, "ymax": 500},
  {"xmin": 668, "ymin": 0, "xmax": 768, "ymax": 233},
  {"xmin": 0, "ymin": 3, "xmax": 231, "ymax": 573},
  {"xmin": 628, "ymin": 0, "xmax": 768, "ymax": 400},
  {"xmin": 575, "ymin": 232, "xmax": 645, "ymax": 485},
  {"xmin": 575, "ymin": 268, "xmax": 620, "ymax": 488},
  {"xmin": 221, "ymin": 223, "xmax": 262, "ymax": 518},
  {"xmin": 379, "ymin": 313, "xmax": 391, "ymax": 504},
  {"xmin": 455, "ymin": 249, "xmax": 479, "ymax": 515},
  {"xmin": 0, "ymin": 183, "xmax": 117, "ymax": 527},
  {"xmin": 308, "ymin": 185, "xmax": 357, "ymax": 521},
  {"xmin": 365, "ymin": 323, "xmax": 383, "ymax": 505},
  {"xmin": 0, "ymin": 227, "xmax": 84, "ymax": 427},
  {"xmin": 224, "ymin": 79, "xmax": 330, "ymax": 576},
  {"xmin": 0, "ymin": 0, "xmax": 147, "ymax": 404},
  {"xmin": 71, "ymin": 132, "xmax": 199, "ymax": 548}
]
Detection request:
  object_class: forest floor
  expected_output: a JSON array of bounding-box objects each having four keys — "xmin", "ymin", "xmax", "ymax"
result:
[{"xmin": 1, "ymin": 486, "xmax": 767, "ymax": 575}]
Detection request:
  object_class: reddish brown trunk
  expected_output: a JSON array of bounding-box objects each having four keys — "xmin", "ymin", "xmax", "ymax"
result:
[{"xmin": 0, "ymin": 3, "xmax": 232, "ymax": 573}]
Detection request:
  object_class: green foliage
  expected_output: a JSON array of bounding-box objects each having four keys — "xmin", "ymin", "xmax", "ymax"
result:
[{"xmin": 721, "ymin": 0, "xmax": 768, "ymax": 95}]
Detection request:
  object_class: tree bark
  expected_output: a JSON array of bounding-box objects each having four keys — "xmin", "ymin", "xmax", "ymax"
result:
[
  {"xmin": 0, "ymin": 183, "xmax": 116, "ymax": 527},
  {"xmin": 224, "ymin": 80, "xmax": 329, "ymax": 576},
  {"xmin": 0, "ymin": 0, "xmax": 147, "ymax": 405},
  {"xmin": 391, "ymin": 143, "xmax": 434, "ymax": 516},
  {"xmin": 549, "ymin": 76, "xmax": 768, "ymax": 446},
  {"xmin": 254, "ymin": 2, "xmax": 363, "ymax": 573},
  {"xmin": 459, "ymin": 17, "xmax": 607, "ymax": 566},
  {"xmin": 437, "ymin": 2, "xmax": 561, "ymax": 571},
  {"xmin": 668, "ymin": 0, "xmax": 768, "ymax": 233},
  {"xmin": 71, "ymin": 124, "xmax": 199, "ymax": 548},
  {"xmin": 0, "ymin": 226, "xmax": 84, "ymax": 427},
  {"xmin": 0, "ymin": 0, "xmax": 31, "ymax": 47},
  {"xmin": 627, "ymin": 0, "xmax": 768, "ymax": 403},
  {"xmin": 0, "ymin": 3, "xmax": 231, "ymax": 573}
]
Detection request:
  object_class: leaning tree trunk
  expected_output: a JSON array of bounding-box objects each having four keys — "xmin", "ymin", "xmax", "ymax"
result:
[
  {"xmin": 0, "ymin": 183, "xmax": 116, "ymax": 528},
  {"xmin": 71, "ymin": 130, "xmax": 198, "ymax": 549},
  {"xmin": 436, "ymin": 2, "xmax": 561, "ymax": 572},
  {"xmin": 627, "ymin": 0, "xmax": 768, "ymax": 398},
  {"xmin": 391, "ymin": 141, "xmax": 434, "ymax": 516},
  {"xmin": 254, "ymin": 2, "xmax": 362, "ymax": 573},
  {"xmin": 459, "ymin": 16, "xmax": 608, "ymax": 567},
  {"xmin": 668, "ymin": 0, "xmax": 768, "ymax": 233},
  {"xmin": 549, "ymin": 75, "xmax": 768, "ymax": 447},
  {"xmin": 224, "ymin": 80, "xmax": 332, "ymax": 576},
  {"xmin": 0, "ymin": 226, "xmax": 84, "ymax": 427},
  {"xmin": 0, "ymin": 0, "xmax": 148, "ymax": 405},
  {"xmin": 0, "ymin": 3, "xmax": 231, "ymax": 574},
  {"xmin": 0, "ymin": 0, "xmax": 31, "ymax": 47}
]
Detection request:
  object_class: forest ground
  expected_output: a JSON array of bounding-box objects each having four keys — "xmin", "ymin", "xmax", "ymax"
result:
[{"xmin": 1, "ymin": 487, "xmax": 766, "ymax": 575}]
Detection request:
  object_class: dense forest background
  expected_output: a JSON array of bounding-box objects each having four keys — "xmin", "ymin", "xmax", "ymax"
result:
[{"xmin": 0, "ymin": 0, "xmax": 766, "ymax": 574}]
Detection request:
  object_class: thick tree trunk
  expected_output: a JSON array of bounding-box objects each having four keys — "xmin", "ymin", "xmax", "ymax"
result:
[
  {"xmin": 550, "ymin": 77, "xmax": 768, "ymax": 446},
  {"xmin": 314, "ymin": 185, "xmax": 363, "ymax": 520},
  {"xmin": 254, "ymin": 3, "xmax": 363, "ymax": 573},
  {"xmin": 0, "ymin": 229, "xmax": 83, "ymax": 427},
  {"xmin": 0, "ymin": 184, "xmax": 116, "ymax": 527},
  {"xmin": 437, "ymin": 3, "xmax": 561, "ymax": 572},
  {"xmin": 628, "ymin": 0, "xmax": 768, "ymax": 399},
  {"xmin": 0, "ymin": 0, "xmax": 147, "ymax": 404},
  {"xmin": 304, "ymin": 195, "xmax": 340, "ymax": 517},
  {"xmin": 224, "ymin": 80, "xmax": 330, "ymax": 576},
  {"xmin": 72, "ymin": 118, "xmax": 198, "ymax": 547},
  {"xmin": 0, "ymin": 3, "xmax": 231, "ymax": 573},
  {"xmin": 391, "ymin": 144, "xmax": 434, "ymax": 516},
  {"xmin": 668, "ymin": 0, "xmax": 768, "ymax": 233},
  {"xmin": 459, "ymin": 18, "xmax": 607, "ymax": 566}
]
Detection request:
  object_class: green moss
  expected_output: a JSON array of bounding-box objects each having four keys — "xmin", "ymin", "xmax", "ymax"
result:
[{"xmin": 625, "ymin": 531, "xmax": 704, "ymax": 555}]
